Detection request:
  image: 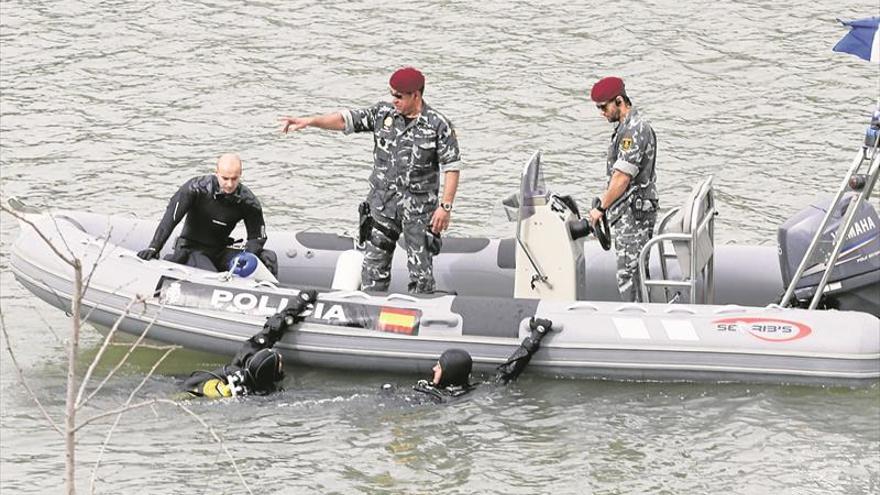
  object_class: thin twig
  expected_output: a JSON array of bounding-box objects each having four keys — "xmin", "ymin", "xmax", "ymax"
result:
[
  {"xmin": 37, "ymin": 278, "xmax": 75, "ymax": 317},
  {"xmin": 47, "ymin": 212, "xmax": 77, "ymax": 264},
  {"xmin": 0, "ymin": 302, "xmax": 63, "ymax": 435},
  {"xmin": 77, "ymin": 297, "xmax": 167, "ymax": 409},
  {"xmin": 75, "ymin": 296, "xmax": 140, "ymax": 409},
  {"xmin": 108, "ymin": 342, "xmax": 178, "ymax": 350},
  {"xmin": 81, "ymin": 225, "xmax": 113, "ymax": 299},
  {"xmin": 0, "ymin": 204, "xmax": 75, "ymax": 266},
  {"xmin": 88, "ymin": 346, "xmax": 178, "ymax": 494},
  {"xmin": 163, "ymin": 400, "xmax": 254, "ymax": 495},
  {"xmin": 79, "ymin": 276, "xmax": 142, "ymax": 324},
  {"xmin": 78, "ymin": 398, "xmax": 253, "ymax": 495},
  {"xmin": 27, "ymin": 303, "xmax": 62, "ymax": 344},
  {"xmin": 112, "ymin": 220, "xmax": 146, "ymax": 258}
]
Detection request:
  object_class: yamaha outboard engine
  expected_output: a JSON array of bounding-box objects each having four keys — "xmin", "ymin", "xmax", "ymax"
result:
[{"xmin": 778, "ymin": 193, "xmax": 879, "ymax": 314}]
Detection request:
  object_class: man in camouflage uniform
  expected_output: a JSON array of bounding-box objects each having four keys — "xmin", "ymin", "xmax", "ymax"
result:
[
  {"xmin": 280, "ymin": 67, "xmax": 461, "ymax": 294},
  {"xmin": 587, "ymin": 77, "xmax": 658, "ymax": 302}
]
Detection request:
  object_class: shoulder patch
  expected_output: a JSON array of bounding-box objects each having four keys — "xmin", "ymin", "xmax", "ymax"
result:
[
  {"xmin": 620, "ymin": 137, "xmax": 633, "ymax": 151},
  {"xmin": 383, "ymin": 116, "xmax": 393, "ymax": 129}
]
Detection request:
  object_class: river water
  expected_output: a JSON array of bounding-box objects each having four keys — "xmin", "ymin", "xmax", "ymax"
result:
[{"xmin": 1, "ymin": 0, "xmax": 878, "ymax": 493}]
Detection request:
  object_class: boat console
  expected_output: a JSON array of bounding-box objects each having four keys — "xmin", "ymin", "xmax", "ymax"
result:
[{"xmin": 505, "ymin": 151, "xmax": 586, "ymax": 301}]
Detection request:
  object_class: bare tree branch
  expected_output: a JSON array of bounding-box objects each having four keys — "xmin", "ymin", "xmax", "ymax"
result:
[
  {"xmin": 64, "ymin": 260, "xmax": 84, "ymax": 493},
  {"xmin": 47, "ymin": 212, "xmax": 77, "ymax": 264},
  {"xmin": 77, "ymin": 296, "xmax": 167, "ymax": 410},
  {"xmin": 0, "ymin": 301, "xmax": 63, "ymax": 436},
  {"xmin": 108, "ymin": 342, "xmax": 177, "ymax": 350},
  {"xmin": 78, "ymin": 276, "xmax": 143, "ymax": 325},
  {"xmin": 0, "ymin": 204, "xmax": 75, "ymax": 266},
  {"xmin": 75, "ymin": 296, "xmax": 140, "ymax": 409},
  {"xmin": 110, "ymin": 216, "xmax": 146, "ymax": 259},
  {"xmin": 79, "ymin": 399, "xmax": 253, "ymax": 495},
  {"xmin": 28, "ymin": 302, "xmax": 63, "ymax": 344},
  {"xmin": 5, "ymin": 201, "xmax": 251, "ymax": 494},
  {"xmin": 31, "ymin": 277, "xmax": 76, "ymax": 317},
  {"xmin": 80, "ymin": 225, "xmax": 113, "ymax": 299},
  {"xmin": 88, "ymin": 346, "xmax": 178, "ymax": 493}
]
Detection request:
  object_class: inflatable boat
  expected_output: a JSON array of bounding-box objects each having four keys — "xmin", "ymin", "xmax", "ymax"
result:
[{"xmin": 8, "ymin": 139, "xmax": 880, "ymax": 386}]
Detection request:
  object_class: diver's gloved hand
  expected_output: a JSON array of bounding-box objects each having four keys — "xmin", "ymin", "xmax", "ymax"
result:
[
  {"xmin": 244, "ymin": 239, "xmax": 263, "ymax": 254},
  {"xmin": 530, "ymin": 317, "xmax": 553, "ymax": 335},
  {"xmin": 297, "ymin": 289, "xmax": 318, "ymax": 305},
  {"xmin": 257, "ymin": 249, "xmax": 279, "ymax": 276},
  {"xmin": 264, "ymin": 289, "xmax": 319, "ymax": 339},
  {"xmin": 278, "ymin": 289, "xmax": 318, "ymax": 325},
  {"xmin": 136, "ymin": 247, "xmax": 159, "ymax": 260}
]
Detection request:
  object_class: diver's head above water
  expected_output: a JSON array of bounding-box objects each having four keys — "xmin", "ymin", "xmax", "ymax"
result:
[
  {"xmin": 246, "ymin": 348, "xmax": 285, "ymax": 393},
  {"xmin": 432, "ymin": 348, "xmax": 472, "ymax": 388}
]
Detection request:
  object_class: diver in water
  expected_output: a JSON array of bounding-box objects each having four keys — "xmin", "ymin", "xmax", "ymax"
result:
[
  {"xmin": 388, "ymin": 317, "xmax": 555, "ymax": 404},
  {"xmin": 183, "ymin": 289, "xmax": 317, "ymax": 398},
  {"xmin": 408, "ymin": 348, "xmax": 475, "ymax": 403}
]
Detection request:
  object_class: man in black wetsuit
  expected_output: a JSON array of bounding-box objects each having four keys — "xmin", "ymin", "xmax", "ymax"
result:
[
  {"xmin": 137, "ymin": 153, "xmax": 278, "ymax": 275},
  {"xmin": 399, "ymin": 317, "xmax": 554, "ymax": 404}
]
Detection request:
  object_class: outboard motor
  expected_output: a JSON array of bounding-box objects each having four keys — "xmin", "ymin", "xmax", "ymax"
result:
[{"xmin": 778, "ymin": 193, "xmax": 880, "ymax": 314}]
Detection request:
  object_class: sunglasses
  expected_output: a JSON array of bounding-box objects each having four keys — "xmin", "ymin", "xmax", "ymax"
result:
[{"xmin": 596, "ymin": 98, "xmax": 618, "ymax": 111}]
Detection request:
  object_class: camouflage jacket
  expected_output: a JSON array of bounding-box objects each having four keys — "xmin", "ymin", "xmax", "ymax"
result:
[
  {"xmin": 606, "ymin": 107, "xmax": 658, "ymax": 202},
  {"xmin": 343, "ymin": 101, "xmax": 461, "ymax": 216}
]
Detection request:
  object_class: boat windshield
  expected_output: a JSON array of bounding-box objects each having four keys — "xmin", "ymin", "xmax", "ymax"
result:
[{"xmin": 519, "ymin": 151, "xmax": 548, "ymax": 221}]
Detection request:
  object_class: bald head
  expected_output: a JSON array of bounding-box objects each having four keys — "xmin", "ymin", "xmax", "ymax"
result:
[{"xmin": 215, "ymin": 153, "xmax": 242, "ymax": 194}]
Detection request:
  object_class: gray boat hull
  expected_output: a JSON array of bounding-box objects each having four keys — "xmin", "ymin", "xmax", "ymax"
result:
[{"xmin": 10, "ymin": 210, "xmax": 879, "ymax": 386}]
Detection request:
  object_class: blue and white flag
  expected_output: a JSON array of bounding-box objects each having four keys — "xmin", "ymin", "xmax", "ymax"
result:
[{"xmin": 833, "ymin": 16, "xmax": 880, "ymax": 63}]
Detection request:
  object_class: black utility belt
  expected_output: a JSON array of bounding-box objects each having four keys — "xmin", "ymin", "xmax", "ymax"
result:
[{"xmin": 628, "ymin": 192, "xmax": 658, "ymax": 220}]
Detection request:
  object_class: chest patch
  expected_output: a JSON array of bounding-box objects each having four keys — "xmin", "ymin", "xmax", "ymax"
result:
[{"xmin": 620, "ymin": 137, "xmax": 633, "ymax": 151}]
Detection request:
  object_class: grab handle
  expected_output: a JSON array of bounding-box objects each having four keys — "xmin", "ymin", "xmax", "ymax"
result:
[
  {"xmin": 614, "ymin": 304, "xmax": 648, "ymax": 314},
  {"xmin": 714, "ymin": 305, "xmax": 747, "ymax": 315},
  {"xmin": 333, "ymin": 291, "xmax": 372, "ymax": 300},
  {"xmin": 664, "ymin": 307, "xmax": 697, "ymax": 315},
  {"xmin": 386, "ymin": 294, "xmax": 418, "ymax": 303},
  {"xmin": 565, "ymin": 302, "xmax": 599, "ymax": 312},
  {"xmin": 421, "ymin": 316, "xmax": 461, "ymax": 328}
]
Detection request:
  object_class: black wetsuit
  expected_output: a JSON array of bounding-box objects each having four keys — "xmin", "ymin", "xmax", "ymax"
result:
[
  {"xmin": 183, "ymin": 290, "xmax": 316, "ymax": 398},
  {"xmin": 492, "ymin": 317, "xmax": 553, "ymax": 385},
  {"xmin": 144, "ymin": 174, "xmax": 277, "ymax": 274},
  {"xmin": 390, "ymin": 318, "xmax": 554, "ymax": 404}
]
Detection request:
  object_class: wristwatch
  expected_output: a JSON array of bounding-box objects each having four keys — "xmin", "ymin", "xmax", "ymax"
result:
[{"xmin": 441, "ymin": 202, "xmax": 453, "ymax": 212}]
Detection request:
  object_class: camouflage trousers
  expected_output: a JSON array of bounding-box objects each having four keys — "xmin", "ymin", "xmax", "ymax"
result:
[
  {"xmin": 611, "ymin": 208, "xmax": 657, "ymax": 303},
  {"xmin": 362, "ymin": 210, "xmax": 436, "ymax": 294}
]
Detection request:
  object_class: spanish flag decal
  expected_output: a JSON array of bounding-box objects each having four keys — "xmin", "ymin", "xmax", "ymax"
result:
[{"xmin": 377, "ymin": 307, "xmax": 420, "ymax": 335}]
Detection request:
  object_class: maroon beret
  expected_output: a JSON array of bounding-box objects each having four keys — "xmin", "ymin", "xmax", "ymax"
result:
[
  {"xmin": 590, "ymin": 76, "xmax": 625, "ymax": 102},
  {"xmin": 389, "ymin": 67, "xmax": 425, "ymax": 93}
]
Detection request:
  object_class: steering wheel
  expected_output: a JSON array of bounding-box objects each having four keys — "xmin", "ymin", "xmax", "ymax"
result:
[{"xmin": 592, "ymin": 197, "xmax": 611, "ymax": 251}]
